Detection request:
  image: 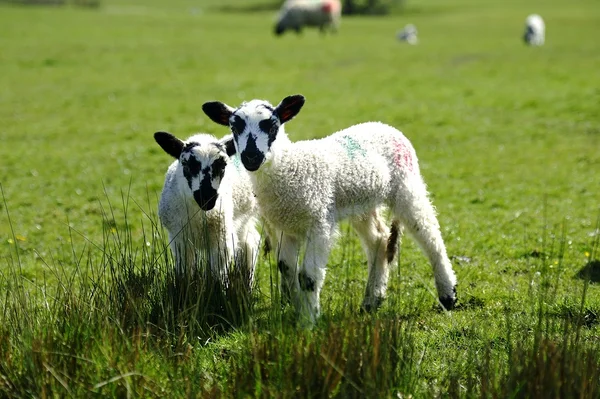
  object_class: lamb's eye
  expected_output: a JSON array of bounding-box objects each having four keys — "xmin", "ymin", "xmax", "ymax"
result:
[
  {"xmin": 231, "ymin": 115, "xmax": 246, "ymax": 137},
  {"xmin": 212, "ymin": 157, "xmax": 227, "ymax": 178},
  {"xmin": 259, "ymin": 118, "xmax": 278, "ymax": 136}
]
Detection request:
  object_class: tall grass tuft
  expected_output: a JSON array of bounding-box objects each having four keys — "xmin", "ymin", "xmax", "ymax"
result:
[
  {"xmin": 0, "ymin": 188, "xmax": 255, "ymax": 396},
  {"xmin": 1, "ymin": 185, "xmax": 599, "ymax": 396},
  {"xmin": 221, "ymin": 317, "xmax": 419, "ymax": 398}
]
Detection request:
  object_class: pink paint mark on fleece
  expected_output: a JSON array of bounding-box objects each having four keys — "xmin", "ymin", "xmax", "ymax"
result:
[
  {"xmin": 321, "ymin": 2, "xmax": 333, "ymax": 13},
  {"xmin": 321, "ymin": 0, "xmax": 340, "ymax": 13},
  {"xmin": 392, "ymin": 139, "xmax": 414, "ymax": 172}
]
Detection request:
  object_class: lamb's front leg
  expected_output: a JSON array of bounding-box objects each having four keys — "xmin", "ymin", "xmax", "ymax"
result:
[
  {"xmin": 297, "ymin": 227, "xmax": 334, "ymax": 325},
  {"xmin": 209, "ymin": 230, "xmax": 234, "ymax": 287},
  {"xmin": 277, "ymin": 233, "xmax": 301, "ymax": 307},
  {"xmin": 236, "ymin": 225, "xmax": 261, "ymax": 291}
]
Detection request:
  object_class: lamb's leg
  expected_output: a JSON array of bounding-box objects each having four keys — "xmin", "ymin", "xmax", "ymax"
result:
[
  {"xmin": 209, "ymin": 230, "xmax": 233, "ymax": 288},
  {"xmin": 237, "ymin": 225, "xmax": 261, "ymax": 291},
  {"xmin": 297, "ymin": 226, "xmax": 334, "ymax": 325},
  {"xmin": 169, "ymin": 229, "xmax": 195, "ymax": 278},
  {"xmin": 277, "ymin": 233, "xmax": 301, "ymax": 307},
  {"xmin": 350, "ymin": 210, "xmax": 398, "ymax": 312},
  {"xmin": 394, "ymin": 177, "xmax": 457, "ymax": 310}
]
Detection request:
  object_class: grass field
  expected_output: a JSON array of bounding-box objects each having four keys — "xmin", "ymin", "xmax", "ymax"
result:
[{"xmin": 1, "ymin": 0, "xmax": 600, "ymax": 396}]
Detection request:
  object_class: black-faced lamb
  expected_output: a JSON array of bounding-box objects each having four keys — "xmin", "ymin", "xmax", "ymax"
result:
[
  {"xmin": 154, "ymin": 131, "xmax": 260, "ymax": 287},
  {"xmin": 397, "ymin": 24, "xmax": 418, "ymax": 45},
  {"xmin": 202, "ymin": 95, "xmax": 458, "ymax": 324},
  {"xmin": 523, "ymin": 14, "xmax": 545, "ymax": 46}
]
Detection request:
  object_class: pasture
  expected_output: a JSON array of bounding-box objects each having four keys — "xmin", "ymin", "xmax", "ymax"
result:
[{"xmin": 1, "ymin": 0, "xmax": 599, "ymax": 396}]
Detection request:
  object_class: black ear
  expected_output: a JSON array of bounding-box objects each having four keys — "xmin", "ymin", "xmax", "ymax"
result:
[
  {"xmin": 154, "ymin": 131, "xmax": 185, "ymax": 159},
  {"xmin": 220, "ymin": 135, "xmax": 237, "ymax": 157},
  {"xmin": 202, "ymin": 101, "xmax": 235, "ymax": 126},
  {"xmin": 274, "ymin": 95, "xmax": 305, "ymax": 124}
]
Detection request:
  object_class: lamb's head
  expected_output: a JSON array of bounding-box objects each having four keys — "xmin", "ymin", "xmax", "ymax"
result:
[
  {"xmin": 202, "ymin": 95, "xmax": 305, "ymax": 172},
  {"xmin": 154, "ymin": 132, "xmax": 236, "ymax": 211}
]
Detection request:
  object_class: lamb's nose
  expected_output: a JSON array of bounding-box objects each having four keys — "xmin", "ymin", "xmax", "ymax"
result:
[
  {"xmin": 241, "ymin": 152, "xmax": 262, "ymax": 172},
  {"xmin": 244, "ymin": 153, "xmax": 257, "ymax": 162}
]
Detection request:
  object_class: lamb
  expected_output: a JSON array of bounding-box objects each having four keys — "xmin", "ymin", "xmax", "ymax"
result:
[
  {"xmin": 154, "ymin": 131, "xmax": 261, "ymax": 287},
  {"xmin": 202, "ymin": 95, "xmax": 458, "ymax": 324},
  {"xmin": 274, "ymin": 0, "xmax": 341, "ymax": 36},
  {"xmin": 397, "ymin": 24, "xmax": 418, "ymax": 45},
  {"xmin": 523, "ymin": 14, "xmax": 545, "ymax": 46}
]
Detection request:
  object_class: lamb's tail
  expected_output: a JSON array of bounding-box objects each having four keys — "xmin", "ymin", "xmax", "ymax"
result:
[{"xmin": 386, "ymin": 220, "xmax": 401, "ymax": 263}]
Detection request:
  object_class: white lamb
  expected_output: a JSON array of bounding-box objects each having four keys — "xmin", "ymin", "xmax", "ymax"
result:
[
  {"xmin": 397, "ymin": 24, "xmax": 418, "ymax": 45},
  {"xmin": 274, "ymin": 0, "xmax": 342, "ymax": 36},
  {"xmin": 523, "ymin": 14, "xmax": 545, "ymax": 46},
  {"xmin": 154, "ymin": 131, "xmax": 261, "ymax": 287},
  {"xmin": 202, "ymin": 95, "xmax": 458, "ymax": 324}
]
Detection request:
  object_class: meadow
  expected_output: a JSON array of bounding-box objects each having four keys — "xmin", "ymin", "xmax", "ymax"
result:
[{"xmin": 1, "ymin": 0, "xmax": 599, "ymax": 396}]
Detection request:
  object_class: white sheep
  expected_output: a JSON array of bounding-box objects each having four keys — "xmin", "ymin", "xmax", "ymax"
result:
[
  {"xmin": 154, "ymin": 131, "xmax": 261, "ymax": 288},
  {"xmin": 397, "ymin": 24, "xmax": 418, "ymax": 45},
  {"xmin": 274, "ymin": 0, "xmax": 342, "ymax": 36},
  {"xmin": 523, "ymin": 14, "xmax": 545, "ymax": 46},
  {"xmin": 202, "ymin": 95, "xmax": 458, "ymax": 324}
]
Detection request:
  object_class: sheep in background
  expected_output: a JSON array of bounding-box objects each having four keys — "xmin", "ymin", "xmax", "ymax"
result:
[
  {"xmin": 397, "ymin": 24, "xmax": 418, "ymax": 45},
  {"xmin": 154, "ymin": 131, "xmax": 261, "ymax": 288},
  {"xmin": 274, "ymin": 0, "xmax": 342, "ymax": 36},
  {"xmin": 202, "ymin": 95, "xmax": 458, "ymax": 325},
  {"xmin": 524, "ymin": 14, "xmax": 545, "ymax": 46}
]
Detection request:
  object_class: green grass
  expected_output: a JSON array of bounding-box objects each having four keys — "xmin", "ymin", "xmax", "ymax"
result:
[{"xmin": 1, "ymin": 0, "xmax": 600, "ymax": 396}]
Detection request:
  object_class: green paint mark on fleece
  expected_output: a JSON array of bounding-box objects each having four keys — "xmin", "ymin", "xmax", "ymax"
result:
[
  {"xmin": 337, "ymin": 135, "xmax": 366, "ymax": 159},
  {"xmin": 233, "ymin": 155, "xmax": 242, "ymax": 170}
]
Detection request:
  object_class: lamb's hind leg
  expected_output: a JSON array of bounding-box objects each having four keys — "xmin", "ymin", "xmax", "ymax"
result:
[
  {"xmin": 394, "ymin": 177, "xmax": 458, "ymax": 309},
  {"xmin": 351, "ymin": 209, "xmax": 400, "ymax": 312}
]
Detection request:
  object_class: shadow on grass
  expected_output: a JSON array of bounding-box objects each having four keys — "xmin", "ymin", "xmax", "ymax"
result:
[{"xmin": 576, "ymin": 259, "xmax": 600, "ymax": 283}]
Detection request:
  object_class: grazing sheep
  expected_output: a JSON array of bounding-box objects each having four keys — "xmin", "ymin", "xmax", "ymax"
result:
[
  {"xmin": 523, "ymin": 14, "xmax": 545, "ymax": 46},
  {"xmin": 397, "ymin": 24, "xmax": 418, "ymax": 45},
  {"xmin": 274, "ymin": 0, "xmax": 342, "ymax": 36},
  {"xmin": 202, "ymin": 95, "xmax": 458, "ymax": 324},
  {"xmin": 154, "ymin": 131, "xmax": 261, "ymax": 287}
]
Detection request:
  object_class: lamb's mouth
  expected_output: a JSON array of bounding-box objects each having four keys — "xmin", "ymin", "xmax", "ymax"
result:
[
  {"xmin": 194, "ymin": 191, "xmax": 218, "ymax": 211},
  {"xmin": 244, "ymin": 162, "xmax": 262, "ymax": 172},
  {"xmin": 240, "ymin": 153, "xmax": 264, "ymax": 172}
]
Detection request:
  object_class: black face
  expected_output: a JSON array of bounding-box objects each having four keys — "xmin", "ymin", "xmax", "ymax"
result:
[
  {"xmin": 181, "ymin": 144, "xmax": 228, "ymax": 211},
  {"xmin": 524, "ymin": 26, "xmax": 535, "ymax": 43},
  {"xmin": 274, "ymin": 23, "xmax": 285, "ymax": 36}
]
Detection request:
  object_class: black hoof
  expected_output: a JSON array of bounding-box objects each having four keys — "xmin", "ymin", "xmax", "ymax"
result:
[
  {"xmin": 360, "ymin": 296, "xmax": 384, "ymax": 313},
  {"xmin": 439, "ymin": 287, "xmax": 458, "ymax": 310}
]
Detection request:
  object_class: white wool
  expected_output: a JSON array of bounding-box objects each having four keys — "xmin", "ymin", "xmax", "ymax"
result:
[
  {"xmin": 203, "ymin": 96, "xmax": 458, "ymax": 325},
  {"xmin": 524, "ymin": 14, "xmax": 545, "ymax": 46},
  {"xmin": 157, "ymin": 133, "xmax": 260, "ymax": 286},
  {"xmin": 397, "ymin": 24, "xmax": 418, "ymax": 45},
  {"xmin": 275, "ymin": 0, "xmax": 341, "ymax": 35}
]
